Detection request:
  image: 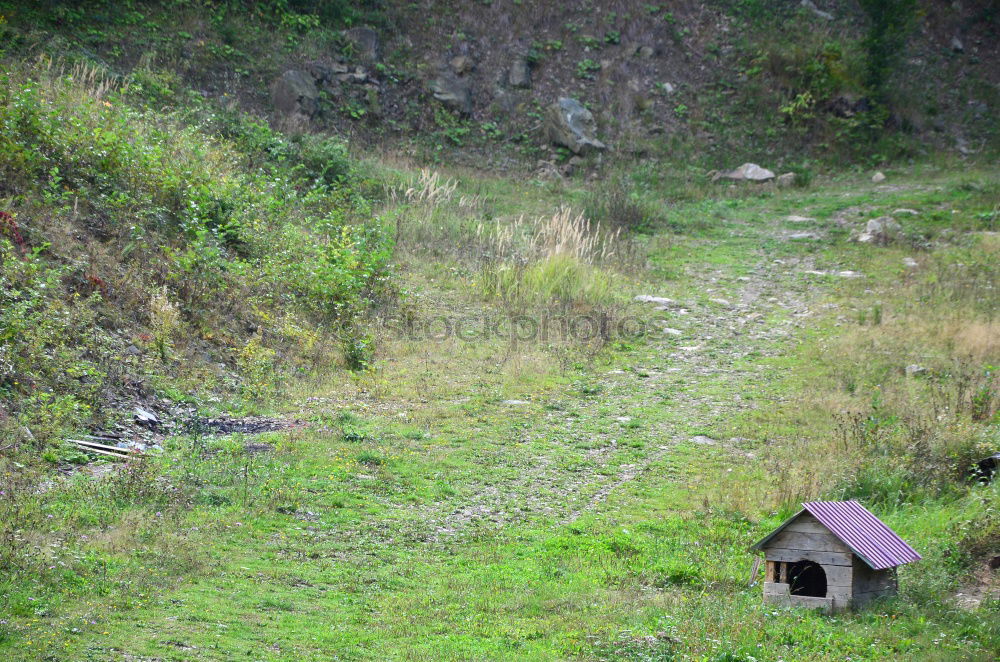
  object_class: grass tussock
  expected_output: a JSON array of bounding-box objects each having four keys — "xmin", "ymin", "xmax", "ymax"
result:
[{"xmin": 477, "ymin": 206, "xmax": 635, "ymax": 307}]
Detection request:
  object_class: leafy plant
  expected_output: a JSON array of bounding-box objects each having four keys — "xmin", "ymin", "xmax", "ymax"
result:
[{"xmin": 576, "ymin": 59, "xmax": 601, "ymax": 79}]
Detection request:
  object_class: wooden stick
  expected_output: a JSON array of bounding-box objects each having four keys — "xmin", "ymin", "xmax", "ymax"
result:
[
  {"xmin": 69, "ymin": 445, "xmax": 131, "ymax": 461},
  {"xmin": 749, "ymin": 557, "xmax": 762, "ymax": 586},
  {"xmin": 68, "ymin": 439, "xmax": 138, "ymax": 454}
]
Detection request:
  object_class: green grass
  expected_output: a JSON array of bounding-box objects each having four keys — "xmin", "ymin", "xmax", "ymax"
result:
[
  {"xmin": 1, "ymin": 7, "xmax": 999, "ymax": 659},
  {"xmin": 2, "ymin": 165, "xmax": 999, "ymax": 660}
]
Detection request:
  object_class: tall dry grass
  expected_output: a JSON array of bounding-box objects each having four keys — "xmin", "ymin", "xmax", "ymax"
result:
[{"xmin": 479, "ymin": 206, "xmax": 622, "ymax": 265}]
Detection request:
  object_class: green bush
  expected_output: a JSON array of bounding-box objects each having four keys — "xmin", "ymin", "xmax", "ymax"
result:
[
  {"xmin": 0, "ymin": 61, "xmax": 394, "ymax": 444},
  {"xmin": 291, "ymin": 133, "xmax": 352, "ymax": 187}
]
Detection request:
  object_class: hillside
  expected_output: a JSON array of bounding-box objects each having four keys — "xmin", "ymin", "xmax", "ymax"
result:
[{"xmin": 1, "ymin": 2, "xmax": 999, "ymax": 661}]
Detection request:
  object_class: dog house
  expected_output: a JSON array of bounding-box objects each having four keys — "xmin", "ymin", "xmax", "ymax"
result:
[{"xmin": 750, "ymin": 500, "xmax": 921, "ymax": 612}]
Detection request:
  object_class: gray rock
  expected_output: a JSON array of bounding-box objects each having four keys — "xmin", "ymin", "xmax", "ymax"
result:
[
  {"xmin": 902, "ymin": 257, "xmax": 918, "ymax": 268},
  {"xmin": 134, "ymin": 406, "xmax": 159, "ymax": 426},
  {"xmin": 508, "ymin": 56, "xmax": 532, "ymax": 88},
  {"xmin": 905, "ymin": 364, "xmax": 928, "ymax": 377},
  {"xmin": 872, "ymin": 171, "xmax": 886, "ymax": 183},
  {"xmin": 125, "ymin": 344, "xmax": 142, "ymax": 356},
  {"xmin": 776, "ymin": 172, "xmax": 796, "ymax": 187},
  {"xmin": 788, "ymin": 232, "xmax": 819, "ymax": 240},
  {"xmin": 271, "ymin": 69, "xmax": 319, "ymax": 118},
  {"xmin": 857, "ymin": 216, "xmax": 902, "ymax": 245},
  {"xmin": 786, "ymin": 215, "xmax": 815, "ymax": 222},
  {"xmin": 501, "ymin": 399, "xmax": 528, "ymax": 405},
  {"xmin": 635, "ymin": 295, "xmax": 675, "ymax": 306},
  {"xmin": 450, "ymin": 55, "xmax": 474, "ymax": 76},
  {"xmin": 544, "ymin": 97, "xmax": 606, "ymax": 154},
  {"xmin": 635, "ymin": 45, "xmax": 655, "ymax": 59},
  {"xmin": 690, "ymin": 435, "xmax": 716, "ymax": 445},
  {"xmin": 343, "ymin": 26, "xmax": 381, "ymax": 62},
  {"xmin": 718, "ymin": 163, "xmax": 775, "ymax": 182},
  {"xmin": 800, "ymin": 0, "xmax": 833, "ymax": 20},
  {"xmin": 893, "ymin": 208, "xmax": 919, "ymax": 216},
  {"xmin": 951, "ymin": 36, "xmax": 964, "ymax": 53},
  {"xmin": 431, "ymin": 72, "xmax": 473, "ymax": 115}
]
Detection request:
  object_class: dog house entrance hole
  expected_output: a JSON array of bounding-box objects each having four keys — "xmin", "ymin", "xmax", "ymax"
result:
[{"xmin": 787, "ymin": 560, "xmax": 827, "ymax": 597}]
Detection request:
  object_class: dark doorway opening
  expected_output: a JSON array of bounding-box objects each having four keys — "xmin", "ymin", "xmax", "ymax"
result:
[{"xmin": 787, "ymin": 560, "xmax": 827, "ymax": 597}]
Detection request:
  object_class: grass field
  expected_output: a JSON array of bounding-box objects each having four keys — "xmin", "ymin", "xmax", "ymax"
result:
[{"xmin": 2, "ymin": 164, "xmax": 997, "ymax": 661}]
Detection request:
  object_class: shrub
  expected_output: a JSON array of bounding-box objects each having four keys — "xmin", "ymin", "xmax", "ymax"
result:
[
  {"xmin": 342, "ymin": 330, "xmax": 375, "ymax": 372},
  {"xmin": 291, "ymin": 133, "xmax": 352, "ymax": 187},
  {"xmin": 584, "ymin": 184, "xmax": 660, "ymax": 233}
]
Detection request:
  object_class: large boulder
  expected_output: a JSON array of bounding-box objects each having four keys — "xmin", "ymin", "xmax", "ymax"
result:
[
  {"xmin": 717, "ymin": 163, "xmax": 775, "ymax": 182},
  {"xmin": 431, "ymin": 72, "xmax": 473, "ymax": 115},
  {"xmin": 271, "ymin": 69, "xmax": 319, "ymax": 118},
  {"xmin": 343, "ymin": 26, "xmax": 381, "ymax": 62},
  {"xmin": 545, "ymin": 97, "xmax": 606, "ymax": 154},
  {"xmin": 857, "ymin": 216, "xmax": 902, "ymax": 244}
]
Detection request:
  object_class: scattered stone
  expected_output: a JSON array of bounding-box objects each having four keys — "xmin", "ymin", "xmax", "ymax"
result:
[
  {"xmin": 872, "ymin": 171, "xmax": 886, "ymax": 183},
  {"xmin": 134, "ymin": 406, "xmax": 159, "ymax": 426},
  {"xmin": 635, "ymin": 295, "xmax": 675, "ymax": 306},
  {"xmin": 786, "ymin": 215, "xmax": 815, "ymax": 223},
  {"xmin": 343, "ymin": 26, "xmax": 381, "ymax": 62},
  {"xmin": 125, "ymin": 344, "xmax": 142, "ymax": 356},
  {"xmin": 893, "ymin": 208, "xmax": 919, "ymax": 216},
  {"xmin": 270, "ymin": 69, "xmax": 319, "ymax": 118},
  {"xmin": 544, "ymin": 97, "xmax": 606, "ymax": 154},
  {"xmin": 951, "ymin": 36, "xmax": 965, "ymax": 53},
  {"xmin": 717, "ymin": 163, "xmax": 775, "ymax": 182},
  {"xmin": 508, "ymin": 56, "xmax": 532, "ymax": 88},
  {"xmin": 635, "ymin": 45, "xmax": 655, "ymax": 59},
  {"xmin": 710, "ymin": 298, "xmax": 733, "ymax": 308},
  {"xmin": 431, "ymin": 72, "xmax": 473, "ymax": 115},
  {"xmin": 449, "ymin": 55, "xmax": 474, "ymax": 76},
  {"xmin": 662, "ymin": 327, "xmax": 682, "ymax": 336},
  {"xmin": 660, "ymin": 81, "xmax": 676, "ymax": 94},
  {"xmin": 857, "ymin": 216, "xmax": 902, "ymax": 245},
  {"xmin": 800, "ymin": 0, "xmax": 833, "ymax": 20},
  {"xmin": 837, "ymin": 270, "xmax": 863, "ymax": 278},
  {"xmin": 187, "ymin": 416, "xmax": 288, "ymax": 435},
  {"xmin": 788, "ymin": 232, "xmax": 820, "ymax": 240},
  {"xmin": 905, "ymin": 364, "xmax": 928, "ymax": 377},
  {"xmin": 501, "ymin": 399, "xmax": 528, "ymax": 406},
  {"xmin": 690, "ymin": 435, "xmax": 716, "ymax": 445},
  {"xmin": 776, "ymin": 172, "xmax": 797, "ymax": 187},
  {"xmin": 903, "ymin": 257, "xmax": 918, "ymax": 268}
]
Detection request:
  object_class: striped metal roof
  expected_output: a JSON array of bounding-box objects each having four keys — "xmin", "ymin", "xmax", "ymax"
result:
[{"xmin": 751, "ymin": 500, "xmax": 921, "ymax": 570}]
